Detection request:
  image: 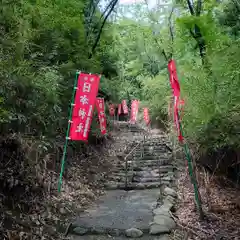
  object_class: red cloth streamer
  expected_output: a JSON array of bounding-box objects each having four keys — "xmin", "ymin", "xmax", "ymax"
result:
[
  {"xmin": 96, "ymin": 98, "xmax": 107, "ymax": 135},
  {"xmin": 122, "ymin": 100, "xmax": 128, "ymax": 114},
  {"xmin": 168, "ymin": 60, "xmax": 183, "ymax": 141},
  {"xmin": 168, "ymin": 60, "xmax": 180, "ymax": 97},
  {"xmin": 118, "ymin": 103, "xmax": 122, "ymax": 115},
  {"xmin": 109, "ymin": 104, "xmax": 115, "ymax": 116},
  {"xmin": 143, "ymin": 107, "xmax": 150, "ymax": 125},
  {"xmin": 70, "ymin": 73, "xmax": 100, "ymax": 141},
  {"xmin": 130, "ymin": 100, "xmax": 139, "ymax": 124}
]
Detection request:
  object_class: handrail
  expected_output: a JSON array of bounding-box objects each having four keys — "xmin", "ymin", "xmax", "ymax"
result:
[
  {"xmin": 124, "ymin": 141, "xmax": 142, "ymax": 161},
  {"xmin": 123, "ymin": 123, "xmax": 152, "ymax": 189},
  {"xmin": 124, "ymin": 140, "xmax": 143, "ymax": 189}
]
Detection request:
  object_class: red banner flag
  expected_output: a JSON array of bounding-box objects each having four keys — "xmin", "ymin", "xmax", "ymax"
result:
[
  {"xmin": 109, "ymin": 104, "xmax": 115, "ymax": 116},
  {"xmin": 96, "ymin": 98, "xmax": 107, "ymax": 135},
  {"xmin": 143, "ymin": 108, "xmax": 150, "ymax": 125},
  {"xmin": 130, "ymin": 100, "xmax": 139, "ymax": 124},
  {"xmin": 168, "ymin": 60, "xmax": 183, "ymax": 141},
  {"xmin": 168, "ymin": 60, "xmax": 180, "ymax": 97},
  {"xmin": 69, "ymin": 73, "xmax": 100, "ymax": 141},
  {"xmin": 122, "ymin": 100, "xmax": 128, "ymax": 114},
  {"xmin": 118, "ymin": 103, "xmax": 122, "ymax": 115}
]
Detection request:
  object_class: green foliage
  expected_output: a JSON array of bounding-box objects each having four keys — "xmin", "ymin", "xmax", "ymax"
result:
[
  {"xmin": 0, "ymin": 0, "xmax": 117, "ymax": 138},
  {"xmin": 113, "ymin": 0, "xmax": 240, "ymax": 152},
  {"xmin": 1, "ymin": 0, "xmax": 239, "ymax": 154}
]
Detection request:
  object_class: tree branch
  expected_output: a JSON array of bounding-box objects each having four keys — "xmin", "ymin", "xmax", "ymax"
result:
[
  {"xmin": 187, "ymin": 0, "xmax": 195, "ymax": 15},
  {"xmin": 196, "ymin": 0, "xmax": 202, "ymax": 16},
  {"xmin": 88, "ymin": 0, "xmax": 118, "ymax": 59}
]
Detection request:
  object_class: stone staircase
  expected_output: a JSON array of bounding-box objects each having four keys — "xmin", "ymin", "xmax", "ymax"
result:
[
  {"xmin": 70, "ymin": 122, "xmax": 177, "ymax": 239},
  {"xmin": 106, "ymin": 123, "xmax": 175, "ymax": 191}
]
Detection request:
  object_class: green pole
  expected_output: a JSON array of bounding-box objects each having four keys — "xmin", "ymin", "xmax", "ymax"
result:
[
  {"xmin": 58, "ymin": 71, "xmax": 80, "ymax": 192},
  {"xmin": 178, "ymin": 111, "xmax": 204, "ymax": 219}
]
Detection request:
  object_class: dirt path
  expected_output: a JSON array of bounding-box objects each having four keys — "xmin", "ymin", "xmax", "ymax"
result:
[{"xmin": 71, "ymin": 189, "xmax": 159, "ymax": 234}]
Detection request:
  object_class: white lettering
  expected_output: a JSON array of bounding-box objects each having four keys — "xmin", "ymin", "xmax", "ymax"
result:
[
  {"xmin": 83, "ymin": 82, "xmax": 91, "ymax": 93},
  {"xmin": 75, "ymin": 123, "xmax": 83, "ymax": 133},
  {"xmin": 78, "ymin": 108, "xmax": 86, "ymax": 119},
  {"xmin": 87, "ymin": 105, "xmax": 93, "ymax": 116},
  {"xmin": 80, "ymin": 95, "xmax": 88, "ymax": 105},
  {"xmin": 83, "ymin": 105, "xmax": 93, "ymax": 137}
]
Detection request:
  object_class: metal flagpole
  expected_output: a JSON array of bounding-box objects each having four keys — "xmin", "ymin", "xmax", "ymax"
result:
[{"xmin": 58, "ymin": 71, "xmax": 80, "ymax": 192}]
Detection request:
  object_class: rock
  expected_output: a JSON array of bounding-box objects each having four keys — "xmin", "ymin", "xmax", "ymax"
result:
[
  {"xmin": 163, "ymin": 195, "xmax": 176, "ymax": 211},
  {"xmin": 150, "ymin": 215, "xmax": 176, "ymax": 235},
  {"xmin": 164, "ymin": 195, "xmax": 176, "ymax": 204},
  {"xmin": 153, "ymin": 205, "xmax": 170, "ymax": 216},
  {"xmin": 163, "ymin": 187, "xmax": 177, "ymax": 198},
  {"xmin": 125, "ymin": 228, "xmax": 143, "ymax": 238},
  {"xmin": 161, "ymin": 176, "xmax": 173, "ymax": 182},
  {"xmin": 109, "ymin": 228, "xmax": 121, "ymax": 236},
  {"xmin": 59, "ymin": 207, "xmax": 67, "ymax": 214},
  {"xmin": 73, "ymin": 226, "xmax": 88, "ymax": 235},
  {"xmin": 155, "ymin": 234, "xmax": 170, "ymax": 240},
  {"xmin": 136, "ymin": 183, "xmax": 145, "ymax": 189}
]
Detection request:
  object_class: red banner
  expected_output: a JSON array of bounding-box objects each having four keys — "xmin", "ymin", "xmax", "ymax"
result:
[
  {"xmin": 118, "ymin": 103, "xmax": 122, "ymax": 115},
  {"xmin": 109, "ymin": 104, "xmax": 115, "ymax": 116},
  {"xmin": 143, "ymin": 108, "xmax": 150, "ymax": 125},
  {"xmin": 168, "ymin": 59, "xmax": 183, "ymax": 141},
  {"xmin": 130, "ymin": 100, "xmax": 139, "ymax": 124},
  {"xmin": 108, "ymin": 104, "xmax": 115, "ymax": 116},
  {"xmin": 122, "ymin": 100, "xmax": 128, "ymax": 114},
  {"xmin": 96, "ymin": 98, "xmax": 107, "ymax": 135},
  {"xmin": 69, "ymin": 73, "xmax": 100, "ymax": 141},
  {"xmin": 168, "ymin": 60, "xmax": 180, "ymax": 97}
]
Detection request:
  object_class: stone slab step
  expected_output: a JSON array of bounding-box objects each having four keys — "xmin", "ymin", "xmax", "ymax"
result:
[
  {"xmin": 127, "ymin": 162, "xmax": 171, "ymax": 168},
  {"xmin": 134, "ymin": 171, "xmax": 175, "ymax": 178},
  {"xmin": 104, "ymin": 181, "xmax": 172, "ymax": 190},
  {"xmin": 109, "ymin": 170, "xmax": 174, "ymax": 178},
  {"xmin": 132, "ymin": 155, "xmax": 169, "ymax": 160},
  {"xmin": 131, "ymin": 157, "xmax": 171, "ymax": 162},
  {"xmin": 70, "ymin": 234, "xmax": 170, "ymax": 240},
  {"xmin": 112, "ymin": 165, "xmax": 175, "ymax": 172},
  {"xmin": 133, "ymin": 148, "xmax": 170, "ymax": 153},
  {"xmin": 115, "ymin": 161, "xmax": 171, "ymax": 169},
  {"xmin": 108, "ymin": 174, "xmax": 174, "ymax": 183},
  {"xmin": 132, "ymin": 176, "xmax": 174, "ymax": 183},
  {"xmin": 109, "ymin": 174, "xmax": 175, "ymax": 182}
]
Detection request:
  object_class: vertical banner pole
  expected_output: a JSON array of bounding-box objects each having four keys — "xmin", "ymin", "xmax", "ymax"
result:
[
  {"xmin": 58, "ymin": 71, "xmax": 80, "ymax": 192},
  {"xmin": 178, "ymin": 114, "xmax": 203, "ymax": 219}
]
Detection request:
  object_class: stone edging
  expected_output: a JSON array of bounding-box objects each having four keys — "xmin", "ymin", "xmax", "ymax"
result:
[{"xmin": 149, "ymin": 187, "xmax": 178, "ymax": 238}]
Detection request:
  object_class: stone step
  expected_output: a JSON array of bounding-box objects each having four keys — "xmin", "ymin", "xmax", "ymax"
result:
[
  {"xmin": 132, "ymin": 153, "xmax": 171, "ymax": 158},
  {"xmin": 108, "ymin": 173, "xmax": 174, "ymax": 183},
  {"xmin": 108, "ymin": 169, "xmax": 174, "ymax": 178},
  {"xmin": 126, "ymin": 162, "xmax": 171, "ymax": 168},
  {"xmin": 134, "ymin": 170, "xmax": 175, "ymax": 178},
  {"xmin": 115, "ymin": 160, "xmax": 171, "ymax": 169},
  {"xmin": 134, "ymin": 146, "xmax": 170, "ymax": 151},
  {"xmin": 132, "ymin": 176, "xmax": 174, "ymax": 183},
  {"xmin": 112, "ymin": 164, "xmax": 175, "ymax": 172},
  {"xmin": 104, "ymin": 181, "xmax": 172, "ymax": 190},
  {"xmin": 132, "ymin": 156, "xmax": 171, "ymax": 161}
]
